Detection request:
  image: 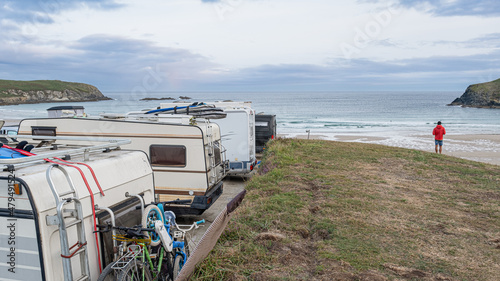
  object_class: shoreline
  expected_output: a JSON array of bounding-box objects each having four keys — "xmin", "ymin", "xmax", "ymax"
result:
[
  {"xmin": 280, "ymin": 133, "xmax": 500, "ymax": 166},
  {"xmin": 3, "ymin": 117, "xmax": 499, "ymax": 165}
]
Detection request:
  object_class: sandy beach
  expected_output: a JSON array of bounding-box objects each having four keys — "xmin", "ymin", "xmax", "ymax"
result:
[
  {"xmin": 3, "ymin": 117, "xmax": 499, "ymax": 166},
  {"xmin": 2, "ymin": 119, "xmax": 21, "ymax": 127},
  {"xmin": 281, "ymin": 133, "xmax": 500, "ymax": 166}
]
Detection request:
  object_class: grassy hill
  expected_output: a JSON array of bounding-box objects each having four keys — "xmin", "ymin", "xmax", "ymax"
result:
[
  {"xmin": 450, "ymin": 78, "xmax": 500, "ymax": 107},
  {"xmin": 0, "ymin": 79, "xmax": 97, "ymax": 95},
  {"xmin": 468, "ymin": 78, "xmax": 500, "ymax": 100},
  {"xmin": 194, "ymin": 139, "xmax": 500, "ymax": 280}
]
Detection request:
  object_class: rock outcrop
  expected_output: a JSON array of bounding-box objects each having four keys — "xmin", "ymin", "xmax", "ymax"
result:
[
  {"xmin": 449, "ymin": 78, "xmax": 500, "ymax": 108},
  {"xmin": 0, "ymin": 81, "xmax": 110, "ymax": 105},
  {"xmin": 140, "ymin": 97, "xmax": 175, "ymax": 101}
]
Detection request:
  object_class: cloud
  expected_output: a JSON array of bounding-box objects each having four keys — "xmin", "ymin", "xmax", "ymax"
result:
[
  {"xmin": 0, "ymin": 0, "xmax": 126, "ymax": 47},
  {"xmin": 1, "ymin": 31, "xmax": 499, "ymax": 92},
  {"xmin": 395, "ymin": 0, "xmax": 500, "ymax": 17},
  {"xmin": 0, "ymin": 0, "xmax": 124, "ymax": 24},
  {"xmin": 460, "ymin": 33, "xmax": 500, "ymax": 48},
  {"xmin": 1, "ymin": 1, "xmax": 499, "ymax": 92},
  {"xmin": 0, "ymin": 35, "xmax": 217, "ymax": 92},
  {"xmin": 201, "ymin": 47, "xmax": 500, "ymax": 91}
]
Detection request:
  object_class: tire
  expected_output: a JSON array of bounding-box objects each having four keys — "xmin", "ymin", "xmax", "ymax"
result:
[
  {"xmin": 172, "ymin": 254, "xmax": 184, "ymax": 280},
  {"xmin": 159, "ymin": 251, "xmax": 174, "ymax": 281},
  {"xmin": 97, "ymin": 262, "xmax": 118, "ymax": 281},
  {"xmin": 117, "ymin": 259, "xmax": 153, "ymax": 281},
  {"xmin": 142, "ymin": 205, "xmax": 164, "ymax": 247}
]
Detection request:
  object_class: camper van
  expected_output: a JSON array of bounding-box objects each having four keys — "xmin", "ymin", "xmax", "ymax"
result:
[
  {"xmin": 157, "ymin": 101, "xmax": 257, "ymax": 177},
  {"xmin": 17, "ymin": 115, "xmax": 226, "ymax": 215},
  {"xmin": 0, "ymin": 120, "xmax": 18, "ymax": 144},
  {"xmin": 47, "ymin": 106, "xmax": 86, "ymax": 118},
  {"xmin": 0, "ymin": 136, "xmax": 155, "ymax": 281},
  {"xmin": 255, "ymin": 114, "xmax": 277, "ymax": 153}
]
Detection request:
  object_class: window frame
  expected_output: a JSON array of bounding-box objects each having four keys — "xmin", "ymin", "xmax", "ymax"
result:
[
  {"xmin": 149, "ymin": 144, "xmax": 187, "ymax": 167},
  {"xmin": 31, "ymin": 126, "xmax": 57, "ymax": 136}
]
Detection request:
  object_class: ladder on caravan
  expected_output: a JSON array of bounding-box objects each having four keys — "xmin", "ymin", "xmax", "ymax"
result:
[
  {"xmin": 0, "ymin": 136, "xmax": 132, "ymax": 281},
  {"xmin": 205, "ymin": 121, "xmax": 219, "ymax": 185},
  {"xmin": 46, "ymin": 164, "xmax": 91, "ymax": 281}
]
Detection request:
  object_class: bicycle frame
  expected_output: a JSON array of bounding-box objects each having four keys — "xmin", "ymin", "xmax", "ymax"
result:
[
  {"xmin": 114, "ymin": 242, "xmax": 166, "ymax": 279},
  {"xmin": 139, "ymin": 242, "xmax": 165, "ymax": 280},
  {"xmin": 170, "ymin": 219, "xmax": 204, "ymax": 273}
]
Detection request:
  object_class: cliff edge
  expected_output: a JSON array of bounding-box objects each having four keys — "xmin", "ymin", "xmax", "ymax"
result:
[
  {"xmin": 449, "ymin": 78, "xmax": 500, "ymax": 108},
  {"xmin": 0, "ymin": 79, "xmax": 111, "ymax": 105}
]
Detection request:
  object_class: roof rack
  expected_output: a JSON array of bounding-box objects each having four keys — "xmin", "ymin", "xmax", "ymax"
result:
[{"xmin": 0, "ymin": 135, "xmax": 131, "ymax": 167}]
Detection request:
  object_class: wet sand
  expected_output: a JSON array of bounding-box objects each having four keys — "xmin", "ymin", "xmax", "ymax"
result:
[
  {"xmin": 4, "ymin": 118, "xmax": 499, "ymax": 166},
  {"xmin": 280, "ymin": 133, "xmax": 500, "ymax": 166}
]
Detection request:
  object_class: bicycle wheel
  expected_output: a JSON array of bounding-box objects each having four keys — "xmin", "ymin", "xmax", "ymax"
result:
[
  {"xmin": 142, "ymin": 205, "xmax": 164, "ymax": 247},
  {"xmin": 172, "ymin": 254, "xmax": 184, "ymax": 280},
  {"xmin": 97, "ymin": 262, "xmax": 118, "ymax": 281},
  {"xmin": 158, "ymin": 251, "xmax": 174, "ymax": 281},
  {"xmin": 117, "ymin": 259, "xmax": 153, "ymax": 281}
]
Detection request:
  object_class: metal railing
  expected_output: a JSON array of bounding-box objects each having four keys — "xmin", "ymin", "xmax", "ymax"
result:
[{"xmin": 0, "ymin": 135, "xmax": 131, "ymax": 167}]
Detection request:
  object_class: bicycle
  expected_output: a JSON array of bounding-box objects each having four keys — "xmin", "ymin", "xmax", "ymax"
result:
[
  {"xmin": 142, "ymin": 202, "xmax": 205, "ymax": 280},
  {"xmin": 170, "ymin": 218, "xmax": 205, "ymax": 279},
  {"xmin": 96, "ymin": 224, "xmax": 170, "ymax": 281}
]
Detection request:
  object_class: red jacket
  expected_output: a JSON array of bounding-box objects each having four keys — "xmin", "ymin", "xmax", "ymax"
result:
[{"xmin": 433, "ymin": 125, "xmax": 446, "ymax": 140}]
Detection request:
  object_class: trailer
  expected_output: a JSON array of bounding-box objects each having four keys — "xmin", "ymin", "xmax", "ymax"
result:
[
  {"xmin": 0, "ymin": 136, "xmax": 155, "ymax": 281},
  {"xmin": 47, "ymin": 106, "xmax": 86, "ymax": 118},
  {"xmin": 0, "ymin": 121, "xmax": 18, "ymax": 144},
  {"xmin": 156, "ymin": 101, "xmax": 257, "ymax": 177},
  {"xmin": 255, "ymin": 114, "xmax": 277, "ymax": 153},
  {"xmin": 17, "ymin": 115, "xmax": 226, "ymax": 215}
]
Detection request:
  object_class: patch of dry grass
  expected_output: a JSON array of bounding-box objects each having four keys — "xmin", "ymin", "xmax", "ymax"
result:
[{"xmin": 193, "ymin": 139, "xmax": 500, "ymax": 280}]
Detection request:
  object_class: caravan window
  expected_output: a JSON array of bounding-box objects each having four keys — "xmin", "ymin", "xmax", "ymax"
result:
[
  {"xmin": 31, "ymin": 126, "xmax": 57, "ymax": 136},
  {"xmin": 150, "ymin": 145, "xmax": 186, "ymax": 167},
  {"xmin": 214, "ymin": 141, "xmax": 222, "ymax": 165}
]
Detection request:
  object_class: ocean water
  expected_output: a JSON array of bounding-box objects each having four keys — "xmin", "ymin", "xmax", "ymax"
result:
[{"xmin": 1, "ymin": 91, "xmax": 499, "ymax": 153}]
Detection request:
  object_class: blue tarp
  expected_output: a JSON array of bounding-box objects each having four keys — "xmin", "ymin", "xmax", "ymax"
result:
[{"xmin": 0, "ymin": 147, "xmax": 27, "ymax": 159}]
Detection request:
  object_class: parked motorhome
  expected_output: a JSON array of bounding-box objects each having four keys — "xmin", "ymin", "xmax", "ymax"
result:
[
  {"xmin": 0, "ymin": 121, "xmax": 18, "ymax": 144},
  {"xmin": 0, "ymin": 136, "xmax": 154, "ymax": 281},
  {"xmin": 0, "ymin": 125, "xmax": 18, "ymax": 136},
  {"xmin": 255, "ymin": 114, "xmax": 277, "ymax": 153},
  {"xmin": 47, "ymin": 106, "xmax": 86, "ymax": 118},
  {"xmin": 156, "ymin": 101, "xmax": 257, "ymax": 177},
  {"xmin": 17, "ymin": 115, "xmax": 226, "ymax": 215}
]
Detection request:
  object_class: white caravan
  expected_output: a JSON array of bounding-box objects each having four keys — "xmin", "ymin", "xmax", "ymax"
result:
[
  {"xmin": 1, "ymin": 120, "xmax": 18, "ymax": 143},
  {"xmin": 155, "ymin": 101, "xmax": 257, "ymax": 177},
  {"xmin": 0, "ymin": 136, "xmax": 154, "ymax": 281},
  {"xmin": 17, "ymin": 116, "xmax": 226, "ymax": 215}
]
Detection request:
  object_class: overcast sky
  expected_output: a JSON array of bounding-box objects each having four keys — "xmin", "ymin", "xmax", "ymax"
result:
[{"xmin": 1, "ymin": 0, "xmax": 499, "ymax": 93}]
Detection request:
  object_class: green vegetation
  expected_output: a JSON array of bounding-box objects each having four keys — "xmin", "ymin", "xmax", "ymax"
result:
[
  {"xmin": 469, "ymin": 78, "xmax": 500, "ymax": 100},
  {"xmin": 0, "ymin": 79, "xmax": 96, "ymax": 95},
  {"xmin": 193, "ymin": 139, "xmax": 500, "ymax": 280}
]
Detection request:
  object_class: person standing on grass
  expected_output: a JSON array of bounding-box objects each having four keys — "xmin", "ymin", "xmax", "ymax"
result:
[{"xmin": 433, "ymin": 121, "xmax": 446, "ymax": 154}]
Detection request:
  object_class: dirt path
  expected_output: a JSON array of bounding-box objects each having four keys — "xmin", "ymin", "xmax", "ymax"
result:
[{"xmin": 177, "ymin": 177, "xmax": 247, "ymax": 248}]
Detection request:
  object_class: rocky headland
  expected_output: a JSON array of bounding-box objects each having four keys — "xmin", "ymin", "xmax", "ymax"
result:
[
  {"xmin": 140, "ymin": 97, "xmax": 175, "ymax": 101},
  {"xmin": 449, "ymin": 78, "xmax": 500, "ymax": 108},
  {"xmin": 0, "ymin": 80, "xmax": 111, "ymax": 105}
]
